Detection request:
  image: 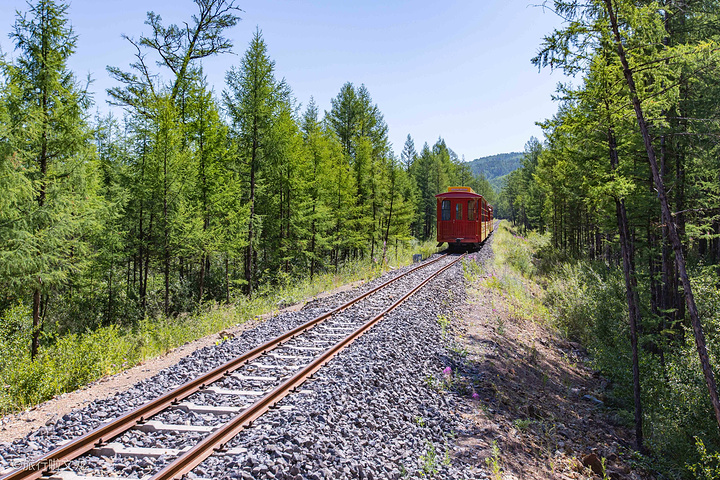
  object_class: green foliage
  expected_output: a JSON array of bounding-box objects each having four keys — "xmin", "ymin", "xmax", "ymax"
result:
[
  {"xmin": 496, "ymin": 138, "xmax": 546, "ymax": 230},
  {"xmin": 544, "ymin": 262, "xmax": 626, "ymax": 345},
  {"xmin": 485, "ymin": 440, "xmax": 502, "ymax": 480},
  {"xmin": 494, "ymin": 1, "xmax": 720, "ymax": 474},
  {"xmin": 689, "ymin": 437, "xmax": 720, "ymax": 480},
  {"xmin": 0, "ymin": 237, "xmax": 433, "ymax": 412},
  {"xmin": 463, "ymin": 259, "xmax": 484, "ymax": 283},
  {"xmin": 496, "ymin": 228, "xmax": 720, "ymax": 475},
  {"xmin": 537, "ymin": 243, "xmax": 720, "ymax": 475},
  {"xmin": 491, "ymin": 221, "xmax": 549, "ymax": 276},
  {"xmin": 0, "ymin": 0, "xmax": 495, "ymax": 413},
  {"xmin": 437, "ymin": 314, "xmax": 451, "ymax": 336},
  {"xmin": 419, "ymin": 440, "xmax": 440, "ymax": 476}
]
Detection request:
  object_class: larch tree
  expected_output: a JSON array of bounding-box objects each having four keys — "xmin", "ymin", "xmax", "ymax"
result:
[
  {"xmin": 602, "ymin": 0, "xmax": 720, "ymax": 434},
  {"xmin": 300, "ymin": 99, "xmax": 333, "ymax": 279},
  {"xmin": 0, "ymin": 81, "xmax": 33, "ymax": 305},
  {"xmin": 107, "ymin": 0, "xmax": 240, "ymax": 313},
  {"xmin": 328, "ymin": 82, "xmax": 360, "ymax": 157},
  {"xmin": 3, "ymin": 0, "xmax": 100, "ymax": 359},
  {"xmin": 401, "ymin": 134, "xmax": 417, "ymax": 172},
  {"xmin": 224, "ymin": 28, "xmax": 285, "ymax": 296},
  {"xmin": 534, "ymin": 0, "xmax": 720, "ymax": 438}
]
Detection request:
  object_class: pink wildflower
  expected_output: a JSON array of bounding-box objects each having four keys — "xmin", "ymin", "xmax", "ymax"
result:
[
  {"xmin": 443, "ymin": 366, "xmax": 452, "ymax": 376},
  {"xmin": 472, "ymin": 392, "xmax": 480, "ymax": 400}
]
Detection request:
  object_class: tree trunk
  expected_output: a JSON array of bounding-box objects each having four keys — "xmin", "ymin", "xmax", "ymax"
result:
[
  {"xmin": 142, "ymin": 213, "xmax": 153, "ymax": 313},
  {"xmin": 604, "ymin": 0, "xmax": 720, "ymax": 433},
  {"xmin": 163, "ymin": 144, "xmax": 170, "ymax": 316},
  {"xmin": 246, "ymin": 128, "xmax": 257, "ymax": 297},
  {"xmin": 225, "ymin": 255, "xmax": 230, "ymax": 303},
  {"xmin": 32, "ymin": 29, "xmax": 49, "ymax": 360},
  {"xmin": 138, "ymin": 133, "xmax": 147, "ymax": 309},
  {"xmin": 31, "ymin": 288, "xmax": 41, "ymax": 360},
  {"xmin": 608, "ymin": 124, "xmax": 644, "ymax": 450},
  {"xmin": 199, "ymin": 254, "xmax": 207, "ymax": 302},
  {"xmin": 383, "ymin": 169, "xmax": 396, "ymax": 264}
]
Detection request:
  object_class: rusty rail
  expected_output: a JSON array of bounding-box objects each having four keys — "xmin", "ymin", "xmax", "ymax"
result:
[
  {"xmin": 1, "ymin": 253, "xmax": 451, "ymax": 480},
  {"xmin": 151, "ymin": 253, "xmax": 466, "ymax": 480}
]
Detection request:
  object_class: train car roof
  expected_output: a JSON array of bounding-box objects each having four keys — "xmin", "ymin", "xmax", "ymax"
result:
[{"xmin": 435, "ymin": 191, "xmax": 484, "ymax": 199}]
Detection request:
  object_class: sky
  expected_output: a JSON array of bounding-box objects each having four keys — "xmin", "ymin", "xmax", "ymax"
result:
[{"xmin": 0, "ymin": 0, "xmax": 570, "ymax": 160}]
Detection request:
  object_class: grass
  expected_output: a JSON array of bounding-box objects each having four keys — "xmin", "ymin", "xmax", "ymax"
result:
[
  {"xmin": 437, "ymin": 314, "xmax": 451, "ymax": 336},
  {"xmin": 420, "ymin": 441, "xmax": 440, "ymax": 476},
  {"xmin": 480, "ymin": 222, "xmax": 551, "ymax": 326},
  {"xmin": 419, "ymin": 440, "xmax": 451, "ymax": 476},
  {"xmin": 0, "ymin": 240, "xmax": 439, "ymax": 414},
  {"xmin": 485, "ymin": 440, "xmax": 503, "ymax": 480}
]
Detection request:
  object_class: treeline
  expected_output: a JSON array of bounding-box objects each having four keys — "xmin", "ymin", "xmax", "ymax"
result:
[
  {"xmin": 0, "ymin": 0, "xmax": 493, "ymax": 359},
  {"xmin": 498, "ymin": 0, "xmax": 720, "ymax": 474}
]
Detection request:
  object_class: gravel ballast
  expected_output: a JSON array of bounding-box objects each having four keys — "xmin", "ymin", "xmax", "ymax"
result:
[{"xmin": 0, "ymin": 239, "xmax": 495, "ymax": 480}]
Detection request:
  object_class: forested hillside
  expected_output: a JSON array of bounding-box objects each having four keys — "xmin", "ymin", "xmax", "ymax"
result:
[
  {"xmin": 466, "ymin": 151, "xmax": 523, "ymax": 180},
  {"xmin": 499, "ymin": 1, "xmax": 720, "ymax": 476},
  {"xmin": 0, "ymin": 0, "xmax": 495, "ymax": 409}
]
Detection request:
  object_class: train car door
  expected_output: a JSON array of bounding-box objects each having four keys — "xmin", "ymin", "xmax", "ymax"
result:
[{"xmin": 440, "ymin": 198, "xmax": 451, "ymax": 240}]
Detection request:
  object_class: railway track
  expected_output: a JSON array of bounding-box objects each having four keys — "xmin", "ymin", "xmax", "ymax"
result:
[{"xmin": 2, "ymin": 252, "xmax": 467, "ymax": 480}]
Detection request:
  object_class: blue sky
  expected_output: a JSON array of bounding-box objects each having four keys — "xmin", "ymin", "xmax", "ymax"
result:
[{"xmin": 0, "ymin": 0, "xmax": 570, "ymax": 160}]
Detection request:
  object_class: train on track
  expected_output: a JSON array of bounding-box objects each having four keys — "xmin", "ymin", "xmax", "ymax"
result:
[{"xmin": 435, "ymin": 186, "xmax": 493, "ymax": 250}]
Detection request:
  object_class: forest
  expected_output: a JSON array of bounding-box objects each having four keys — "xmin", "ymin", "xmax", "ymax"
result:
[
  {"xmin": 497, "ymin": 0, "xmax": 720, "ymax": 476},
  {"xmin": 0, "ymin": 0, "xmax": 495, "ymax": 411}
]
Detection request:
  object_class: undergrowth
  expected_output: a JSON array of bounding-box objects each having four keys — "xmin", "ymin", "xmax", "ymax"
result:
[{"xmin": 487, "ymin": 220, "xmax": 720, "ymax": 478}]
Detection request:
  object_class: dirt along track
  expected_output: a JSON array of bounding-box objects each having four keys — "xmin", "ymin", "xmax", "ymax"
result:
[{"xmin": 450, "ymin": 233, "xmax": 650, "ymax": 480}]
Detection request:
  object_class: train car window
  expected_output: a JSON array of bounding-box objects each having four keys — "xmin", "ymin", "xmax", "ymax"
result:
[
  {"xmin": 456, "ymin": 203, "xmax": 462, "ymax": 220},
  {"xmin": 441, "ymin": 200, "xmax": 451, "ymax": 220},
  {"xmin": 468, "ymin": 200, "xmax": 476, "ymax": 221}
]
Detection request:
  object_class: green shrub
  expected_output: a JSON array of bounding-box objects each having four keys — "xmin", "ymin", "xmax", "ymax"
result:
[
  {"xmin": 535, "ymin": 242, "xmax": 720, "ymax": 477},
  {"xmin": 689, "ymin": 437, "xmax": 720, "ymax": 480}
]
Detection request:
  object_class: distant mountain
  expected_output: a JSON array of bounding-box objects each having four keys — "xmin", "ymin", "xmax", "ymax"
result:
[{"xmin": 466, "ymin": 152, "xmax": 524, "ymax": 184}]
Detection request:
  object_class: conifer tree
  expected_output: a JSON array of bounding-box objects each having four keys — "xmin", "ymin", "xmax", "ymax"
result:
[
  {"xmin": 300, "ymin": 99, "xmax": 333, "ymax": 278},
  {"xmin": 107, "ymin": 0, "xmax": 240, "ymax": 312},
  {"xmin": 0, "ymin": 84, "xmax": 33, "ymax": 304},
  {"xmin": 184, "ymin": 76, "xmax": 230, "ymax": 302},
  {"xmin": 531, "ymin": 0, "xmax": 720, "ymax": 441},
  {"xmin": 224, "ymin": 29, "xmax": 285, "ymax": 295},
  {"xmin": 401, "ymin": 134, "xmax": 417, "ymax": 172},
  {"xmin": 328, "ymin": 83, "xmax": 360, "ymax": 156},
  {"xmin": 3, "ymin": 0, "xmax": 99, "ymax": 358}
]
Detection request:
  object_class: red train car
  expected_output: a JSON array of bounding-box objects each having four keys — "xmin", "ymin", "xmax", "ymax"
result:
[{"xmin": 435, "ymin": 186, "xmax": 493, "ymax": 249}]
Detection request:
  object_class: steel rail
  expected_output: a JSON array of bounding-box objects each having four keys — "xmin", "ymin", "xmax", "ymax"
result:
[
  {"xmin": 151, "ymin": 253, "xmax": 466, "ymax": 480},
  {"xmin": 1, "ymin": 254, "xmax": 450, "ymax": 480}
]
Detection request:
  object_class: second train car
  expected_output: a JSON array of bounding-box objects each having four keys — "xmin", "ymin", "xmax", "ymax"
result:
[{"xmin": 435, "ymin": 186, "xmax": 493, "ymax": 250}]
